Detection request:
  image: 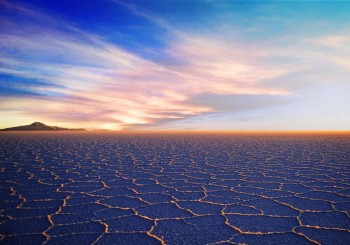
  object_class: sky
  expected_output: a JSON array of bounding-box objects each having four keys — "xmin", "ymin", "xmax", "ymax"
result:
[{"xmin": 1, "ymin": 0, "xmax": 350, "ymax": 131}]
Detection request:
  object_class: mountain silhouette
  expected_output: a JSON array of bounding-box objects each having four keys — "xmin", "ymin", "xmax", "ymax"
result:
[{"xmin": 1, "ymin": 122, "xmax": 85, "ymax": 131}]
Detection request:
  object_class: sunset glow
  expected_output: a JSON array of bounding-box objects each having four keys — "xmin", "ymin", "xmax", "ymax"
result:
[{"xmin": 1, "ymin": 0, "xmax": 350, "ymax": 131}]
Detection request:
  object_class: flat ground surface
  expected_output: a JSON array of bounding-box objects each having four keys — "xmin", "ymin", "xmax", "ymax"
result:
[{"xmin": 0, "ymin": 133, "xmax": 349, "ymax": 244}]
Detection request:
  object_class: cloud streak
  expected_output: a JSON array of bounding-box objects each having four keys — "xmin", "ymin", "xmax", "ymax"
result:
[{"xmin": 1, "ymin": 1, "xmax": 349, "ymax": 130}]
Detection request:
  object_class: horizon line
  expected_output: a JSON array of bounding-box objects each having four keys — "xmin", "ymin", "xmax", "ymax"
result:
[{"xmin": 2, "ymin": 129, "xmax": 350, "ymax": 135}]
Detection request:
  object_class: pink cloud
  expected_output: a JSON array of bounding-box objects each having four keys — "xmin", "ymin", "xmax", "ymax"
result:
[{"xmin": 5, "ymin": 2, "xmax": 349, "ymax": 130}]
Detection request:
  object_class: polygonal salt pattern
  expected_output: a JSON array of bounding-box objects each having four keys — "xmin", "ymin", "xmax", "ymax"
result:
[{"xmin": 0, "ymin": 133, "xmax": 349, "ymax": 244}]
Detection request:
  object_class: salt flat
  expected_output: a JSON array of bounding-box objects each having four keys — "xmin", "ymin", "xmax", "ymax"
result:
[{"xmin": 0, "ymin": 133, "xmax": 349, "ymax": 244}]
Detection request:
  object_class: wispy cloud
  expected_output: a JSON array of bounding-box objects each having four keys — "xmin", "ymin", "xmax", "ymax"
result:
[{"xmin": 1, "ymin": 1, "xmax": 349, "ymax": 130}]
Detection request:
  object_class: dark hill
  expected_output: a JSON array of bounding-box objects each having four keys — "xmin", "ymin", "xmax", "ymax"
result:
[{"xmin": 1, "ymin": 122, "xmax": 86, "ymax": 131}]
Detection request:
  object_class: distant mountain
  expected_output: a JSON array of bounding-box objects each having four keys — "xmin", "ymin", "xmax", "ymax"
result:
[{"xmin": 1, "ymin": 122, "xmax": 86, "ymax": 131}]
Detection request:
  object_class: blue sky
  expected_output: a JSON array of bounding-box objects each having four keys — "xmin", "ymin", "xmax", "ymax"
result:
[{"xmin": 1, "ymin": 0, "xmax": 350, "ymax": 130}]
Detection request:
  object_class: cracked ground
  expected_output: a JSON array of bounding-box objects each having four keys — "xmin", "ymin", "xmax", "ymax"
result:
[{"xmin": 0, "ymin": 133, "xmax": 349, "ymax": 244}]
